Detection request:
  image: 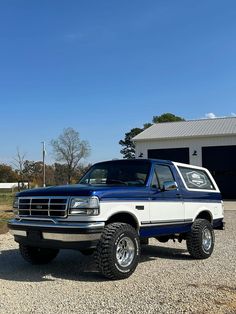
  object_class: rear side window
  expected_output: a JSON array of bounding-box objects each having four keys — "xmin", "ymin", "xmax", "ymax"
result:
[
  {"xmin": 153, "ymin": 165, "xmax": 175, "ymax": 190},
  {"xmin": 178, "ymin": 166, "xmax": 215, "ymax": 190}
]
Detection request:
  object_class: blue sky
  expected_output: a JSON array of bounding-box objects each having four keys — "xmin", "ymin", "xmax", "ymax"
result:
[{"xmin": 0, "ymin": 1, "xmax": 236, "ymax": 165}]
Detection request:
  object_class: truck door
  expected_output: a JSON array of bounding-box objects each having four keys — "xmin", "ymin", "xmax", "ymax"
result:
[{"xmin": 149, "ymin": 164, "xmax": 185, "ymax": 223}]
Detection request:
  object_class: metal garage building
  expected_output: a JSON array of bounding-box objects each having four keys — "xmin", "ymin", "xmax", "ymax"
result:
[{"xmin": 133, "ymin": 117, "xmax": 236, "ymax": 199}]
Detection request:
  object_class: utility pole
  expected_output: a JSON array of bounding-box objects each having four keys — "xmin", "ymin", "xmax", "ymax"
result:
[{"xmin": 41, "ymin": 141, "xmax": 46, "ymax": 187}]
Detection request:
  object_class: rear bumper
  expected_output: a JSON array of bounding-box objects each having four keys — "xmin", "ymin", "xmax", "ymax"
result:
[{"xmin": 8, "ymin": 219, "xmax": 105, "ymax": 250}]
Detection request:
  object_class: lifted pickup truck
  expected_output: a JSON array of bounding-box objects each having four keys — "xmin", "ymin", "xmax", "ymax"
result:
[{"xmin": 9, "ymin": 159, "xmax": 224, "ymax": 280}]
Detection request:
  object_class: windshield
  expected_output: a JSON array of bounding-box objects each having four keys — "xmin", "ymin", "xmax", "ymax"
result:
[{"xmin": 79, "ymin": 160, "xmax": 151, "ymax": 187}]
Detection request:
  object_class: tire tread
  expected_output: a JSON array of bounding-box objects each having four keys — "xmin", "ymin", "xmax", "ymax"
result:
[
  {"xmin": 95, "ymin": 222, "xmax": 140, "ymax": 280},
  {"xmin": 186, "ymin": 219, "xmax": 214, "ymax": 259}
]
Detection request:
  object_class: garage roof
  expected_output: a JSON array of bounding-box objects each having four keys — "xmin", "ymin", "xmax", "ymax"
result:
[{"xmin": 133, "ymin": 117, "xmax": 236, "ymax": 141}]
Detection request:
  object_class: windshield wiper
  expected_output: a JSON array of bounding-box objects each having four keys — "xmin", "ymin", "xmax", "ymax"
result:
[{"xmin": 106, "ymin": 179, "xmax": 127, "ymax": 186}]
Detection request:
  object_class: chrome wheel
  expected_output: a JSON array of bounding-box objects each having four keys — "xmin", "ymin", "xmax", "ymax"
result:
[
  {"xmin": 116, "ymin": 236, "xmax": 135, "ymax": 267},
  {"xmin": 96, "ymin": 223, "xmax": 140, "ymax": 279},
  {"xmin": 187, "ymin": 219, "xmax": 214, "ymax": 259},
  {"xmin": 202, "ymin": 228, "xmax": 212, "ymax": 252}
]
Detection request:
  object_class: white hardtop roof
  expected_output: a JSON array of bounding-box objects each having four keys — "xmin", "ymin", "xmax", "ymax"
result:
[{"xmin": 133, "ymin": 117, "xmax": 236, "ymax": 141}]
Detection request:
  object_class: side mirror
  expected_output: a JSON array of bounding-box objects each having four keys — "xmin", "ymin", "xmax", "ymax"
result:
[{"xmin": 163, "ymin": 181, "xmax": 178, "ymax": 191}]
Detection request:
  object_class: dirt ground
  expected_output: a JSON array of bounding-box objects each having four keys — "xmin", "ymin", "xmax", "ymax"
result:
[{"xmin": 0, "ymin": 211, "xmax": 235, "ymax": 313}]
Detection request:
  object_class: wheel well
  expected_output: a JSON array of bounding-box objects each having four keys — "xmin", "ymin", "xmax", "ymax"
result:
[
  {"xmin": 195, "ymin": 211, "xmax": 212, "ymax": 223},
  {"xmin": 106, "ymin": 213, "xmax": 138, "ymax": 230}
]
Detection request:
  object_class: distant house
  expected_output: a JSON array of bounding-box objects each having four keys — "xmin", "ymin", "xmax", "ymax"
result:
[
  {"xmin": 133, "ymin": 117, "xmax": 236, "ymax": 199},
  {"xmin": 0, "ymin": 182, "xmax": 29, "ymax": 191}
]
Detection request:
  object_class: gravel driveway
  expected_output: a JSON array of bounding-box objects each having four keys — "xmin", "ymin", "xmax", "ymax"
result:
[{"xmin": 0, "ymin": 211, "xmax": 235, "ymax": 314}]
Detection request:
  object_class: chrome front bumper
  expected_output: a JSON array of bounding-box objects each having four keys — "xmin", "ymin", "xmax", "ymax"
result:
[
  {"xmin": 9, "ymin": 229, "xmax": 102, "ymax": 242},
  {"xmin": 8, "ymin": 219, "xmax": 105, "ymax": 249}
]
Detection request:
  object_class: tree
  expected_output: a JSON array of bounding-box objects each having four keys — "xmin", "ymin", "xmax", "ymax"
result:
[
  {"xmin": 152, "ymin": 113, "xmax": 185, "ymax": 123},
  {"xmin": 53, "ymin": 162, "xmax": 91, "ymax": 185},
  {"xmin": 53, "ymin": 163, "xmax": 68, "ymax": 185},
  {"xmin": 119, "ymin": 113, "xmax": 185, "ymax": 159},
  {"xmin": 22, "ymin": 160, "xmax": 41, "ymax": 185},
  {"xmin": 22, "ymin": 160, "xmax": 55, "ymax": 187},
  {"xmin": 76, "ymin": 163, "xmax": 92, "ymax": 181},
  {"xmin": 12, "ymin": 148, "xmax": 26, "ymax": 181},
  {"xmin": 0, "ymin": 164, "xmax": 18, "ymax": 182},
  {"xmin": 43, "ymin": 164, "xmax": 55, "ymax": 186},
  {"xmin": 119, "ymin": 127, "xmax": 144, "ymax": 159},
  {"xmin": 51, "ymin": 128, "xmax": 90, "ymax": 184}
]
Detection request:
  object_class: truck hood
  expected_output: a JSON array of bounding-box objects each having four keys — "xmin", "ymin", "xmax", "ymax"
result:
[{"xmin": 17, "ymin": 184, "xmax": 150, "ymax": 200}]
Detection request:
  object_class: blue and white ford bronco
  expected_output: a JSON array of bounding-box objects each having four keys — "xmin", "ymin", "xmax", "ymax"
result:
[{"xmin": 9, "ymin": 159, "xmax": 224, "ymax": 280}]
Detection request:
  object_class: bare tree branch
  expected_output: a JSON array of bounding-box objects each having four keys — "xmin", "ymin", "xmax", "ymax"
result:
[
  {"xmin": 12, "ymin": 147, "xmax": 27, "ymax": 181},
  {"xmin": 51, "ymin": 128, "xmax": 90, "ymax": 184}
]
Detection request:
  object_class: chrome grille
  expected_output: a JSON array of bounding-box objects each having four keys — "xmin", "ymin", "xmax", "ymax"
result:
[{"xmin": 18, "ymin": 197, "xmax": 69, "ymax": 218}]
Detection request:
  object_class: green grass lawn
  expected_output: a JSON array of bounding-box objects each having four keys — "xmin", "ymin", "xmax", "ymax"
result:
[
  {"xmin": 0, "ymin": 192, "xmax": 14, "ymax": 206},
  {"xmin": 0, "ymin": 192, "xmax": 14, "ymax": 233}
]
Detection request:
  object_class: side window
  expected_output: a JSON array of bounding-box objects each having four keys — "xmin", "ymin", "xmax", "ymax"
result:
[
  {"xmin": 178, "ymin": 166, "xmax": 215, "ymax": 190},
  {"xmin": 151, "ymin": 171, "xmax": 159, "ymax": 189},
  {"xmin": 155, "ymin": 165, "xmax": 175, "ymax": 190}
]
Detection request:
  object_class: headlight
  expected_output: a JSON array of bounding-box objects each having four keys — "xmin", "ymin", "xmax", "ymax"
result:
[
  {"xmin": 13, "ymin": 197, "xmax": 19, "ymax": 215},
  {"xmin": 69, "ymin": 196, "xmax": 100, "ymax": 215}
]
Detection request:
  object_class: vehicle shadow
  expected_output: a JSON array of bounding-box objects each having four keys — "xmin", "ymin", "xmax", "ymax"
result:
[
  {"xmin": 0, "ymin": 245, "xmax": 191, "ymax": 283},
  {"xmin": 0, "ymin": 248, "xmax": 103, "ymax": 283},
  {"xmin": 140, "ymin": 244, "xmax": 190, "ymax": 262}
]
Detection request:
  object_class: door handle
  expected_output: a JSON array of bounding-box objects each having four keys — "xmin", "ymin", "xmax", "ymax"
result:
[{"xmin": 136, "ymin": 205, "xmax": 144, "ymax": 210}]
